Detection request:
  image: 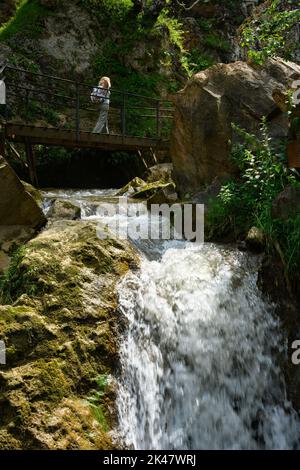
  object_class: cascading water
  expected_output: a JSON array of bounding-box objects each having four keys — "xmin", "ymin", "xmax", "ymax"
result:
[
  {"xmin": 117, "ymin": 243, "xmax": 300, "ymax": 450},
  {"xmin": 118, "ymin": 242, "xmax": 300, "ymax": 450},
  {"xmin": 41, "ymin": 189, "xmax": 300, "ymax": 450}
]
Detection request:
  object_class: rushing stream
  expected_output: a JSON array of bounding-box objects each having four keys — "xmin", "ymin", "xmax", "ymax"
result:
[{"xmin": 43, "ymin": 189, "xmax": 300, "ymax": 450}]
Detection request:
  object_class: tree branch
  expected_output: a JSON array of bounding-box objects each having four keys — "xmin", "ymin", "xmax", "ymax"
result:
[{"xmin": 175, "ymin": 0, "xmax": 203, "ymax": 11}]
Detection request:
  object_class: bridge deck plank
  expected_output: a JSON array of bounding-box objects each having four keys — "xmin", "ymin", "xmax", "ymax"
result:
[{"xmin": 4, "ymin": 123, "xmax": 170, "ymax": 151}]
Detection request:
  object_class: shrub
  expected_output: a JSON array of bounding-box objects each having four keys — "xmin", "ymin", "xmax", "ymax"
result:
[
  {"xmin": 240, "ymin": 0, "xmax": 300, "ymax": 64},
  {"xmin": 206, "ymin": 119, "xmax": 300, "ymax": 274}
]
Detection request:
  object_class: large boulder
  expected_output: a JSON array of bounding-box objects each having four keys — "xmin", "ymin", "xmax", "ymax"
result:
[
  {"xmin": 0, "ymin": 220, "xmax": 138, "ymax": 449},
  {"xmin": 0, "ymin": 156, "xmax": 46, "ymax": 227},
  {"xmin": 170, "ymin": 59, "xmax": 300, "ymax": 195}
]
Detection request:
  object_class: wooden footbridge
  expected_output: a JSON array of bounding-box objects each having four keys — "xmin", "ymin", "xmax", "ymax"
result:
[{"xmin": 0, "ymin": 64, "xmax": 173, "ymax": 186}]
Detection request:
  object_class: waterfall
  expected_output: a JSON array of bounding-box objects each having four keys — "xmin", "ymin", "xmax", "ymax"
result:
[
  {"xmin": 117, "ymin": 243, "xmax": 300, "ymax": 450},
  {"xmin": 41, "ymin": 188, "xmax": 300, "ymax": 450}
]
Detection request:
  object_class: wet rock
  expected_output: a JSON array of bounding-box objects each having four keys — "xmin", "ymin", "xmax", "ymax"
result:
[
  {"xmin": 116, "ymin": 176, "xmax": 178, "ymax": 204},
  {"xmin": 258, "ymin": 253, "xmax": 300, "ymax": 412},
  {"xmin": 145, "ymin": 163, "xmax": 173, "ymax": 184},
  {"xmin": 0, "ymin": 220, "xmax": 139, "ymax": 449},
  {"xmin": 272, "ymin": 185, "xmax": 300, "ymax": 220},
  {"xmin": 115, "ymin": 177, "xmax": 146, "ymax": 196},
  {"xmin": 132, "ymin": 181, "xmax": 177, "ymax": 201},
  {"xmin": 47, "ymin": 199, "xmax": 81, "ymax": 220},
  {"xmin": 245, "ymin": 226, "xmax": 266, "ymax": 252}
]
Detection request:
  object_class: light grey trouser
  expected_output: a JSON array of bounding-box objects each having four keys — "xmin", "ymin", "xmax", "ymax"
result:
[{"xmin": 93, "ymin": 103, "xmax": 109, "ymax": 134}]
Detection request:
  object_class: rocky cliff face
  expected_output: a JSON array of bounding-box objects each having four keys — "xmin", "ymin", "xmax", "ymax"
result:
[
  {"xmin": 0, "ymin": 1, "xmax": 261, "ymax": 94},
  {"xmin": 0, "ymin": 219, "xmax": 138, "ymax": 449},
  {"xmin": 170, "ymin": 58, "xmax": 300, "ymax": 195}
]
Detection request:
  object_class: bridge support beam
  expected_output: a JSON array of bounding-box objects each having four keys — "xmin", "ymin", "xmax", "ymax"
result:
[{"xmin": 25, "ymin": 138, "xmax": 38, "ymax": 188}]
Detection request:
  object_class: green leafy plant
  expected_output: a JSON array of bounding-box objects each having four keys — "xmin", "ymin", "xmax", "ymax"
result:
[
  {"xmin": 86, "ymin": 374, "xmax": 109, "ymax": 430},
  {"xmin": 207, "ymin": 118, "xmax": 300, "ymax": 274},
  {"xmin": 240, "ymin": 0, "xmax": 300, "ymax": 64},
  {"xmin": 185, "ymin": 48, "xmax": 215, "ymax": 75},
  {"xmin": 206, "ymin": 119, "xmax": 289, "ymax": 233}
]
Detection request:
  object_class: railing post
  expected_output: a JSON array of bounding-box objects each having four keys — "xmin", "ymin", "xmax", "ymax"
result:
[
  {"xmin": 75, "ymin": 82, "xmax": 80, "ymax": 142},
  {"xmin": 0, "ymin": 74, "xmax": 7, "ymax": 123},
  {"xmin": 25, "ymin": 89, "xmax": 30, "ymax": 123},
  {"xmin": 156, "ymin": 100, "xmax": 161, "ymax": 139},
  {"xmin": 121, "ymin": 92, "xmax": 126, "ymax": 139},
  {"xmin": 25, "ymin": 138, "xmax": 38, "ymax": 187}
]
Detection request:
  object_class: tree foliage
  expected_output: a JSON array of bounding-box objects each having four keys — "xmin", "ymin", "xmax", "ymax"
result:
[{"xmin": 241, "ymin": 0, "xmax": 300, "ymax": 64}]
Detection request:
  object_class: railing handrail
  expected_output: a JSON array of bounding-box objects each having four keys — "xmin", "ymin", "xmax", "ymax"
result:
[
  {"xmin": 1, "ymin": 62, "xmax": 174, "ymax": 140},
  {"xmin": 0, "ymin": 63, "xmax": 173, "ymax": 105}
]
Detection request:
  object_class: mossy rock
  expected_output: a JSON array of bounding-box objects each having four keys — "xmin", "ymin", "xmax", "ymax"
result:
[
  {"xmin": 47, "ymin": 199, "xmax": 81, "ymax": 220},
  {"xmin": 115, "ymin": 177, "xmax": 146, "ymax": 196},
  {"xmin": 21, "ymin": 181, "xmax": 43, "ymax": 208},
  {"xmin": 132, "ymin": 181, "xmax": 176, "ymax": 201},
  {"xmin": 245, "ymin": 226, "xmax": 266, "ymax": 253},
  {"xmin": 0, "ymin": 220, "xmax": 138, "ymax": 449}
]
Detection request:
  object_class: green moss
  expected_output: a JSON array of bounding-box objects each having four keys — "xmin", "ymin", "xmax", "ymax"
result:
[
  {"xmin": 81, "ymin": 0, "xmax": 134, "ymax": 23},
  {"xmin": 37, "ymin": 359, "xmax": 72, "ymax": 402},
  {"xmin": 0, "ymin": 431, "xmax": 22, "ymax": 450},
  {"xmin": 0, "ymin": 246, "xmax": 36, "ymax": 304},
  {"xmin": 0, "ymin": 0, "xmax": 50, "ymax": 42}
]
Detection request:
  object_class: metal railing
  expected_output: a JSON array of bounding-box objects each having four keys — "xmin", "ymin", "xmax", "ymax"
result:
[{"xmin": 0, "ymin": 64, "xmax": 174, "ymax": 140}]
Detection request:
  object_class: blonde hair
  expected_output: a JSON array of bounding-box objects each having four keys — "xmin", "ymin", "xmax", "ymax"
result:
[{"xmin": 99, "ymin": 76, "xmax": 111, "ymax": 89}]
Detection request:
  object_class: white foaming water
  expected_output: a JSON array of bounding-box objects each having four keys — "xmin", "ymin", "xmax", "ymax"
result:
[
  {"xmin": 41, "ymin": 189, "xmax": 300, "ymax": 449},
  {"xmin": 117, "ymin": 244, "xmax": 300, "ymax": 450}
]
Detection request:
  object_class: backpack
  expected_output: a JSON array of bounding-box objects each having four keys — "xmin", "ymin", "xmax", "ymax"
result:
[{"xmin": 90, "ymin": 86, "xmax": 107, "ymax": 104}]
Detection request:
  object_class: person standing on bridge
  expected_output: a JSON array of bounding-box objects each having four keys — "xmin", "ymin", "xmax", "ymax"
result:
[{"xmin": 91, "ymin": 76, "xmax": 111, "ymax": 134}]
